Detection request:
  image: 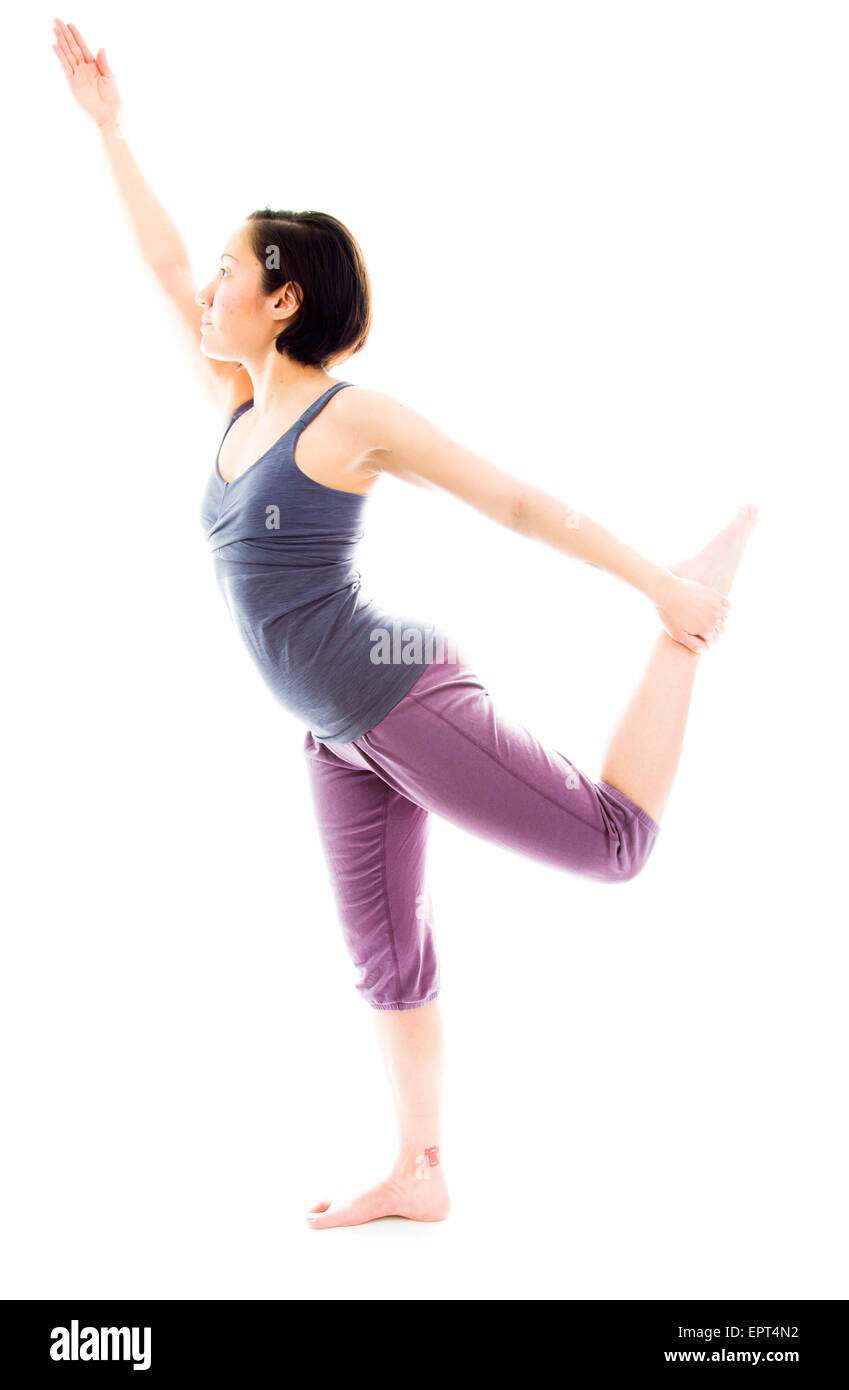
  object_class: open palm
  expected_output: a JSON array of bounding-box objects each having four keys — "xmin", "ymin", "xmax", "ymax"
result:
[{"xmin": 51, "ymin": 18, "xmax": 121, "ymax": 128}]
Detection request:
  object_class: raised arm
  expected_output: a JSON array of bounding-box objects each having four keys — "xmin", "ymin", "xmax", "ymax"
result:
[
  {"xmin": 343, "ymin": 388, "xmax": 730, "ymax": 654},
  {"xmin": 50, "ymin": 18, "xmax": 248, "ymax": 413}
]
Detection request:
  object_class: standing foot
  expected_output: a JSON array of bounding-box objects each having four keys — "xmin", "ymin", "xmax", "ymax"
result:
[{"xmin": 307, "ymin": 1162, "xmax": 451, "ymax": 1230}]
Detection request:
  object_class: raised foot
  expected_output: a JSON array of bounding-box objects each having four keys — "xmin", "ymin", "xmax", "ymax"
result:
[
  {"xmin": 307, "ymin": 1170, "xmax": 451, "ymax": 1230},
  {"xmin": 669, "ymin": 505, "xmax": 759, "ymax": 598}
]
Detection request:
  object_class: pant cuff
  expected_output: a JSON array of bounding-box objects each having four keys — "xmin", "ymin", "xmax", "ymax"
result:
[
  {"xmin": 598, "ymin": 780, "xmax": 661, "ymax": 836},
  {"xmin": 367, "ymin": 988, "xmax": 441, "ymax": 1012}
]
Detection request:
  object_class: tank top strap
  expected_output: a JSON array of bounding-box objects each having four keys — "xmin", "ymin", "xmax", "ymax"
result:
[
  {"xmin": 217, "ymin": 396, "xmax": 254, "ymax": 461},
  {"xmin": 228, "ymin": 398, "xmax": 254, "ymax": 427},
  {"xmin": 295, "ymin": 381, "xmax": 354, "ymax": 430}
]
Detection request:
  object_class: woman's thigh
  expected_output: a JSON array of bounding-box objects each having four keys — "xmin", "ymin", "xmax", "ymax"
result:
[{"xmin": 345, "ymin": 654, "xmax": 659, "ymax": 883}]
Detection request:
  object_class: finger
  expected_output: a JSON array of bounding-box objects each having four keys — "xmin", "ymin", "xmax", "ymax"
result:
[
  {"xmin": 96, "ymin": 47, "xmax": 113, "ymax": 77},
  {"xmin": 683, "ymin": 632, "xmax": 709, "ymax": 654},
  {"xmin": 51, "ymin": 42, "xmax": 73, "ymax": 77},
  {"xmin": 68, "ymin": 22, "xmax": 94, "ymax": 63},
  {"xmin": 53, "ymin": 22, "xmax": 76, "ymax": 68},
  {"xmin": 61, "ymin": 19, "xmax": 85, "ymax": 64},
  {"xmin": 53, "ymin": 24, "xmax": 75, "ymax": 68}
]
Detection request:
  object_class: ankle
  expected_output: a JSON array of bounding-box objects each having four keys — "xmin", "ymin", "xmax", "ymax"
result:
[{"xmin": 391, "ymin": 1144, "xmax": 443, "ymax": 1184}]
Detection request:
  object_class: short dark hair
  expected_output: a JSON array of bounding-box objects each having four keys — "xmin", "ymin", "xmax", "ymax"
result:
[{"xmin": 244, "ymin": 208, "xmax": 372, "ymax": 369}]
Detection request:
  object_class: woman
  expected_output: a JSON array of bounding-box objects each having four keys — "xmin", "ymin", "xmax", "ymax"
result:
[{"xmin": 53, "ymin": 18, "xmax": 756, "ymax": 1231}]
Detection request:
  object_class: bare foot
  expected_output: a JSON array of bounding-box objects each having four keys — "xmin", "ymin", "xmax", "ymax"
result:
[
  {"xmin": 307, "ymin": 1165, "xmax": 451, "ymax": 1230},
  {"xmin": 670, "ymin": 505, "xmax": 759, "ymax": 597}
]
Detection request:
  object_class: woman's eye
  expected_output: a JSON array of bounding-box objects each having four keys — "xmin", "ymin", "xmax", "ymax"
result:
[{"xmin": 218, "ymin": 267, "xmax": 229, "ymax": 277}]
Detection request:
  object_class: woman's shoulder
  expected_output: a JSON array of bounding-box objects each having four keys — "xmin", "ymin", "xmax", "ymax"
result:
[{"xmin": 332, "ymin": 382, "xmax": 413, "ymax": 456}]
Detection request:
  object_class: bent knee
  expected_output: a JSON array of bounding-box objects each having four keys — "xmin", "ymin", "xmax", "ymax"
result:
[
  {"xmin": 609, "ymin": 843, "xmax": 653, "ymax": 881},
  {"xmin": 593, "ymin": 786, "xmax": 659, "ymax": 883},
  {"xmin": 602, "ymin": 823, "xmax": 658, "ymax": 882}
]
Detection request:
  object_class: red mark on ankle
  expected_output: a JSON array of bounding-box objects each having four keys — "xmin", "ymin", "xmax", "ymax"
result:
[{"xmin": 424, "ymin": 1145, "xmax": 440, "ymax": 1168}]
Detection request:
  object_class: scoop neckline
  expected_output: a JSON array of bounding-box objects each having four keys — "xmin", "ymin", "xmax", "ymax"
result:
[
  {"xmin": 215, "ymin": 401, "xmax": 289, "ymax": 487},
  {"xmin": 215, "ymin": 381, "xmax": 356, "ymax": 490}
]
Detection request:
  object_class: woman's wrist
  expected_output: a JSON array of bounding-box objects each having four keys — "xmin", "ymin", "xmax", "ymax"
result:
[
  {"xmin": 646, "ymin": 564, "xmax": 677, "ymax": 607},
  {"xmin": 96, "ymin": 114, "xmax": 123, "ymax": 138},
  {"xmin": 619, "ymin": 548, "xmax": 676, "ymax": 606}
]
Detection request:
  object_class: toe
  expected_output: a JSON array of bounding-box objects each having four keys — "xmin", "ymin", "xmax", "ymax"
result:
[
  {"xmin": 306, "ymin": 1207, "xmax": 335, "ymax": 1229},
  {"xmin": 306, "ymin": 1201, "xmax": 333, "ymax": 1225}
]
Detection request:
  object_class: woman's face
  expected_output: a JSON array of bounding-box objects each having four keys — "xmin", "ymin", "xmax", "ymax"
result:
[{"xmin": 195, "ymin": 225, "xmax": 300, "ymax": 363}]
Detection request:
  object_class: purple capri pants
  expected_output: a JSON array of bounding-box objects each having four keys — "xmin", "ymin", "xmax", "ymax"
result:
[{"xmin": 303, "ymin": 648, "xmax": 659, "ymax": 1011}]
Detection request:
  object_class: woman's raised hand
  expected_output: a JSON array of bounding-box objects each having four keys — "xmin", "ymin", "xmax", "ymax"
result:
[
  {"xmin": 51, "ymin": 18, "xmax": 121, "ymax": 129},
  {"xmin": 655, "ymin": 574, "xmax": 729, "ymax": 654}
]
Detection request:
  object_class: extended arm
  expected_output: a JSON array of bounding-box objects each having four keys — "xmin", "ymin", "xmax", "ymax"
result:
[
  {"xmin": 95, "ymin": 116, "xmax": 249, "ymax": 408},
  {"xmin": 345, "ymin": 389, "xmax": 729, "ymax": 653},
  {"xmin": 96, "ymin": 119, "xmax": 187, "ymax": 273},
  {"xmin": 51, "ymin": 18, "xmax": 246, "ymax": 411},
  {"xmin": 510, "ymin": 483, "xmax": 669, "ymax": 601}
]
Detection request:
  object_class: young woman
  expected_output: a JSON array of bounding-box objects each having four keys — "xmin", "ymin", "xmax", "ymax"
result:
[{"xmin": 53, "ymin": 18, "xmax": 756, "ymax": 1231}]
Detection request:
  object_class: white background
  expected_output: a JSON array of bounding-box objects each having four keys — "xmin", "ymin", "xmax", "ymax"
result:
[{"xmin": 3, "ymin": 1, "xmax": 846, "ymax": 1300}]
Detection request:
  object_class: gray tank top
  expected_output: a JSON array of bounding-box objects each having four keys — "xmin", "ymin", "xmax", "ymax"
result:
[{"xmin": 199, "ymin": 381, "xmax": 445, "ymax": 742}]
